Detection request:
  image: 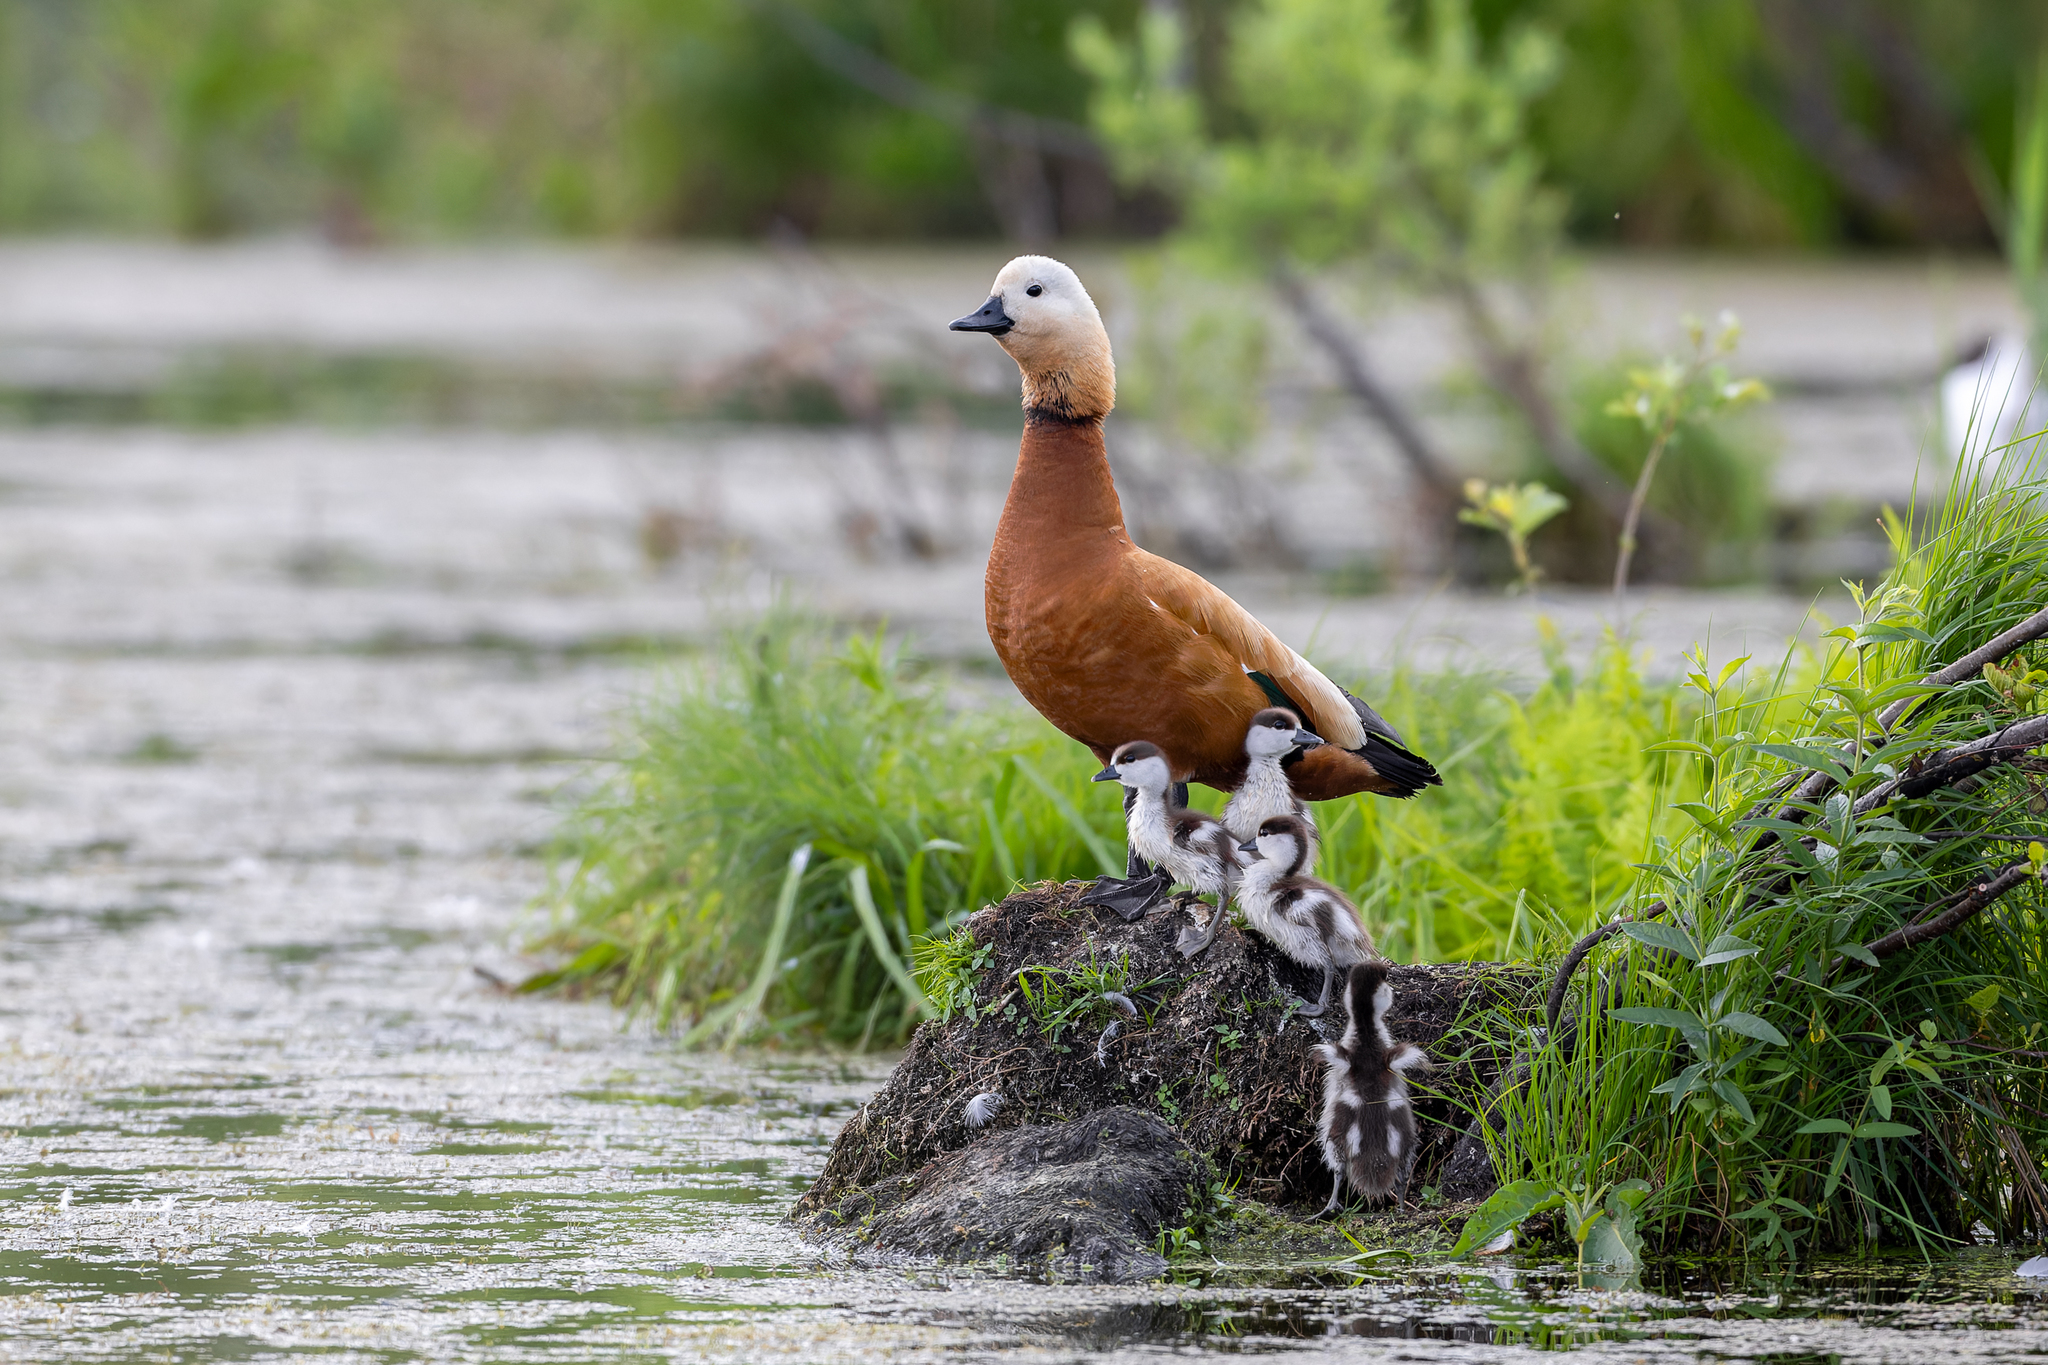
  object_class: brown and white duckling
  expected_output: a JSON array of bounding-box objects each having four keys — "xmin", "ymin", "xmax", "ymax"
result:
[
  {"xmin": 1314, "ymin": 962, "xmax": 1429, "ymax": 1214},
  {"xmin": 1095, "ymin": 741, "xmax": 1240, "ymax": 936},
  {"xmin": 1235, "ymin": 813, "xmax": 1374, "ymax": 1016},
  {"xmin": 1223, "ymin": 708, "xmax": 1324, "ymax": 850}
]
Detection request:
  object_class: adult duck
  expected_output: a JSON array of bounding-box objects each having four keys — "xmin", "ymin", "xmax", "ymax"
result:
[{"xmin": 950, "ymin": 255, "xmax": 1439, "ymax": 910}]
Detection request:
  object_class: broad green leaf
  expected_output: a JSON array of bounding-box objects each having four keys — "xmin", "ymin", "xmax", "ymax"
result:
[
  {"xmin": 1672, "ymin": 802, "xmax": 1732, "ymax": 836},
  {"xmin": 1611, "ymin": 1006, "xmax": 1708, "ymax": 1032},
  {"xmin": 1797, "ymin": 1118, "xmax": 1854, "ymax": 1135},
  {"xmin": 1966, "ymin": 983, "xmax": 2003, "ymax": 1017},
  {"xmin": 1870, "ymin": 1083, "xmax": 1892, "ymax": 1119},
  {"xmin": 1712, "ymin": 1079, "xmax": 1755, "ymax": 1123},
  {"xmin": 1620, "ymin": 921, "xmax": 1700, "ymax": 962},
  {"xmin": 1854, "ymin": 1121, "xmax": 1919, "ymax": 1139},
  {"xmin": 1833, "ymin": 941, "xmax": 1879, "ymax": 967},
  {"xmin": 1450, "ymin": 1180, "xmax": 1564, "ymax": 1257},
  {"xmin": 1581, "ymin": 1210, "xmax": 1642, "ymax": 1272},
  {"xmin": 1700, "ymin": 933, "xmax": 1761, "ymax": 966},
  {"xmin": 1608, "ymin": 1178, "xmax": 1652, "ymax": 1211},
  {"xmin": 1717, "ymin": 1012, "xmax": 1789, "ymax": 1046}
]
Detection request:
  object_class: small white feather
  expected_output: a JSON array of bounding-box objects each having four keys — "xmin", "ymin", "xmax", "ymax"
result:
[
  {"xmin": 964, "ymin": 1092, "xmax": 1003, "ymax": 1130},
  {"xmin": 1100, "ymin": 991, "xmax": 1138, "ymax": 1018},
  {"xmin": 1095, "ymin": 1020, "xmax": 1122, "ymax": 1067}
]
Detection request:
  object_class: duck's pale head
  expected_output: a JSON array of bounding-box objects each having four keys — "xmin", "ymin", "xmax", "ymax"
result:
[{"xmin": 949, "ymin": 255, "xmax": 1115, "ymax": 423}]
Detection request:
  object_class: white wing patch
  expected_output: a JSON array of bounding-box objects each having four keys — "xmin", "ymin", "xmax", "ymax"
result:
[{"xmin": 1387, "ymin": 1124, "xmax": 1403, "ymax": 1158}]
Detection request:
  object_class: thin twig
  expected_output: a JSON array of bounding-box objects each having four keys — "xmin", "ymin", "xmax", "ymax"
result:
[
  {"xmin": 1544, "ymin": 905, "xmax": 1665, "ymax": 1035},
  {"xmin": 1763, "ymin": 605, "xmax": 2048, "ymax": 830},
  {"xmin": 1861, "ymin": 861, "xmax": 2038, "ymax": 960}
]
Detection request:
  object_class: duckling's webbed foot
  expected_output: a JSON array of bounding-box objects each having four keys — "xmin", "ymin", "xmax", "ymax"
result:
[
  {"xmin": 1291, "ymin": 964, "xmax": 1337, "ymax": 1018},
  {"xmin": 1175, "ymin": 900, "xmax": 1225, "ymax": 958},
  {"xmin": 1080, "ymin": 868, "xmax": 1172, "ymax": 921}
]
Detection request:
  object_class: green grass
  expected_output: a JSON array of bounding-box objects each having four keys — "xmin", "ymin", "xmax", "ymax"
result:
[
  {"xmin": 532, "ymin": 607, "xmax": 1693, "ymax": 1049},
  {"xmin": 1480, "ymin": 441, "xmax": 2048, "ymax": 1257}
]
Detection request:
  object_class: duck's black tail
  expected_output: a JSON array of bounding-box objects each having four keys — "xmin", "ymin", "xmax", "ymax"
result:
[{"xmin": 1344, "ymin": 690, "xmax": 1442, "ymax": 797}]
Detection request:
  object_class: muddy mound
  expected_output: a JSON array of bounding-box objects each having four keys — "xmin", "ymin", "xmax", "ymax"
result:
[
  {"xmin": 797, "ymin": 880, "xmax": 1539, "ymax": 1217},
  {"xmin": 805, "ymin": 1105, "xmax": 1199, "ymax": 1282}
]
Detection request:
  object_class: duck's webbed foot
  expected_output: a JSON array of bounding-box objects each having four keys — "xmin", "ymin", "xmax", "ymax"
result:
[
  {"xmin": 1175, "ymin": 898, "xmax": 1226, "ymax": 958},
  {"xmin": 1079, "ymin": 867, "xmax": 1172, "ymax": 921}
]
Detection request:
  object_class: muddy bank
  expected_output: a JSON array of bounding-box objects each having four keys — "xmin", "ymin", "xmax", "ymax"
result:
[{"xmin": 797, "ymin": 880, "xmax": 1542, "ymax": 1254}]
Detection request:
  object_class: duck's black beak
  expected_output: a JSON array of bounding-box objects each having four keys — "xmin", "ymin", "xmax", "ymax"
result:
[
  {"xmin": 1238, "ymin": 840, "xmax": 1259, "ymax": 855},
  {"xmin": 1092, "ymin": 765, "xmax": 1121, "ymax": 782},
  {"xmin": 1291, "ymin": 730, "xmax": 1325, "ymax": 751},
  {"xmin": 949, "ymin": 295, "xmax": 1013, "ymax": 335}
]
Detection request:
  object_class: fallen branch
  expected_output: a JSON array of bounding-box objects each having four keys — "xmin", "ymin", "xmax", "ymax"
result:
[
  {"xmin": 1862, "ymin": 861, "xmax": 2038, "ymax": 961},
  {"xmin": 1851, "ymin": 714, "xmax": 2048, "ymax": 817},
  {"xmin": 1544, "ymin": 903, "xmax": 1665, "ymax": 1036},
  {"xmin": 1760, "ymin": 605, "xmax": 2048, "ymax": 831}
]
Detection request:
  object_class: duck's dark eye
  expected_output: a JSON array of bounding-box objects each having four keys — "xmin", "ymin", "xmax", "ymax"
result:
[{"xmin": 1026, "ymin": 283, "xmax": 1043, "ymax": 297}]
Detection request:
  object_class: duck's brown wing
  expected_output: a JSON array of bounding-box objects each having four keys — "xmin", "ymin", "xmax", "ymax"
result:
[{"xmin": 1130, "ymin": 549, "xmax": 1366, "ymax": 749}]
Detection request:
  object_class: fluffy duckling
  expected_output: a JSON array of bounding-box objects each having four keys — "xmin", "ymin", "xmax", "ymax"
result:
[
  {"xmin": 1314, "ymin": 962, "xmax": 1429, "ymax": 1214},
  {"xmin": 1235, "ymin": 813, "xmax": 1374, "ymax": 1016},
  {"xmin": 1096, "ymin": 742, "xmax": 1240, "ymax": 900},
  {"xmin": 1223, "ymin": 708, "xmax": 1324, "ymax": 851}
]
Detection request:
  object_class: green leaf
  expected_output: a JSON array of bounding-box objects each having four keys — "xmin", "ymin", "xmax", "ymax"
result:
[
  {"xmin": 1966, "ymin": 983, "xmax": 2003, "ymax": 1018},
  {"xmin": 1700, "ymin": 933, "xmax": 1761, "ymax": 966},
  {"xmin": 1645, "ymin": 740, "xmax": 1716, "ymax": 757},
  {"xmin": 1450, "ymin": 1180, "xmax": 1564, "ymax": 1257},
  {"xmin": 846, "ymin": 862, "xmax": 936, "ymax": 1021},
  {"xmin": 1581, "ymin": 1211, "xmax": 1642, "ymax": 1272},
  {"xmin": 1620, "ymin": 921, "xmax": 1700, "ymax": 962},
  {"xmin": 1611, "ymin": 1006, "xmax": 1708, "ymax": 1033},
  {"xmin": 1010, "ymin": 754, "xmax": 1121, "ymax": 877},
  {"xmin": 1712, "ymin": 1079, "xmax": 1755, "ymax": 1123},
  {"xmin": 1717, "ymin": 1012, "xmax": 1789, "ymax": 1046},
  {"xmin": 1796, "ymin": 1118, "xmax": 1854, "ymax": 1135},
  {"xmin": 1823, "ymin": 1137, "xmax": 1851, "ymax": 1199},
  {"xmin": 1752, "ymin": 742, "xmax": 1849, "ymax": 781},
  {"xmin": 1834, "ymin": 941, "xmax": 1879, "ymax": 967},
  {"xmin": 1672, "ymin": 802, "xmax": 1733, "ymax": 836},
  {"xmin": 1854, "ymin": 1121, "xmax": 1919, "ymax": 1139},
  {"xmin": 1870, "ymin": 1083, "xmax": 1892, "ymax": 1120}
]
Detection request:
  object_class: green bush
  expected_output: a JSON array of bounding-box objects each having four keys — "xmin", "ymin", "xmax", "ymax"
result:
[{"xmin": 1482, "ymin": 446, "xmax": 2048, "ymax": 1256}]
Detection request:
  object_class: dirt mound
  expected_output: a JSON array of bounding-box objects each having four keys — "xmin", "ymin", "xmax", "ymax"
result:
[
  {"xmin": 796, "ymin": 880, "xmax": 1539, "ymax": 1218},
  {"xmin": 804, "ymin": 1105, "xmax": 1200, "ymax": 1282}
]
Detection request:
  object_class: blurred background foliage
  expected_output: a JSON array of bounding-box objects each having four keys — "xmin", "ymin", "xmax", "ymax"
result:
[{"xmin": 0, "ymin": 0, "xmax": 2038, "ymax": 248}]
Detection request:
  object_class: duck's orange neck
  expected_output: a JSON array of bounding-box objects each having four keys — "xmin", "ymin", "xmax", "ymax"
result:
[{"xmin": 998, "ymin": 415, "xmax": 1125, "ymax": 547}]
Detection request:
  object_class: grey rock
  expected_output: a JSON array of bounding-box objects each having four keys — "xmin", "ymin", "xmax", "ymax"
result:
[{"xmin": 803, "ymin": 1105, "xmax": 1202, "ymax": 1283}]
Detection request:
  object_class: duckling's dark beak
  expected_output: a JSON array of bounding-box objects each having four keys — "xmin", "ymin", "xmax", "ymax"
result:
[
  {"xmin": 1092, "ymin": 765, "xmax": 1121, "ymax": 782},
  {"xmin": 1238, "ymin": 840, "xmax": 1260, "ymax": 856},
  {"xmin": 949, "ymin": 295, "xmax": 1013, "ymax": 335},
  {"xmin": 1291, "ymin": 731, "xmax": 1325, "ymax": 750}
]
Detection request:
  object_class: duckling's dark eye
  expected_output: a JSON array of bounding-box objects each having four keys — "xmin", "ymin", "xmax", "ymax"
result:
[{"xmin": 1026, "ymin": 284, "xmax": 1043, "ymax": 297}]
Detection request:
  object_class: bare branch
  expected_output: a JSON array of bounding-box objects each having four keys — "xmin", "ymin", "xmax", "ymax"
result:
[
  {"xmin": 1269, "ymin": 269, "xmax": 1460, "ymax": 506},
  {"xmin": 1851, "ymin": 714, "xmax": 2048, "ymax": 817},
  {"xmin": 1763, "ymin": 603, "xmax": 2048, "ymax": 830},
  {"xmin": 1862, "ymin": 861, "xmax": 2038, "ymax": 960},
  {"xmin": 1545, "ymin": 905, "xmax": 1664, "ymax": 1036}
]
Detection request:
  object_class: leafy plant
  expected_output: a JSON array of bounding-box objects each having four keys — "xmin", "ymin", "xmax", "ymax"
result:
[
  {"xmin": 913, "ymin": 925, "xmax": 995, "ymax": 1024},
  {"xmin": 1013, "ymin": 946, "xmax": 1164, "ymax": 1043},
  {"xmin": 1489, "ymin": 445, "xmax": 2048, "ymax": 1257},
  {"xmin": 1459, "ymin": 479, "xmax": 1569, "ymax": 594},
  {"xmin": 1603, "ymin": 312, "xmax": 1770, "ymax": 602}
]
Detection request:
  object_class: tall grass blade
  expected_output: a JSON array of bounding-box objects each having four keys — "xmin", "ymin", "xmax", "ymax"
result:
[
  {"xmin": 1011, "ymin": 752, "xmax": 1122, "ymax": 877},
  {"xmin": 847, "ymin": 862, "xmax": 935, "ymax": 1018},
  {"xmin": 724, "ymin": 842, "xmax": 811, "ymax": 1049}
]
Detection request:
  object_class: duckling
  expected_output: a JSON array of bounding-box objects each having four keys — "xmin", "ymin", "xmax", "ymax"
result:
[
  {"xmin": 1314, "ymin": 962, "xmax": 1429, "ymax": 1214},
  {"xmin": 1223, "ymin": 708, "xmax": 1324, "ymax": 851},
  {"xmin": 1235, "ymin": 814, "xmax": 1374, "ymax": 1017},
  {"xmin": 951, "ymin": 256, "xmax": 1440, "ymax": 909},
  {"xmin": 1094, "ymin": 743, "xmax": 1241, "ymax": 928}
]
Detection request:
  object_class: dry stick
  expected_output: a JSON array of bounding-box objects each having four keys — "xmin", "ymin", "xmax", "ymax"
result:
[
  {"xmin": 1861, "ymin": 861, "xmax": 2037, "ymax": 960},
  {"xmin": 1763, "ymin": 604, "xmax": 2048, "ymax": 830},
  {"xmin": 1558, "ymin": 717, "xmax": 2048, "ymax": 1026},
  {"xmin": 1269, "ymin": 269, "xmax": 1460, "ymax": 511}
]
